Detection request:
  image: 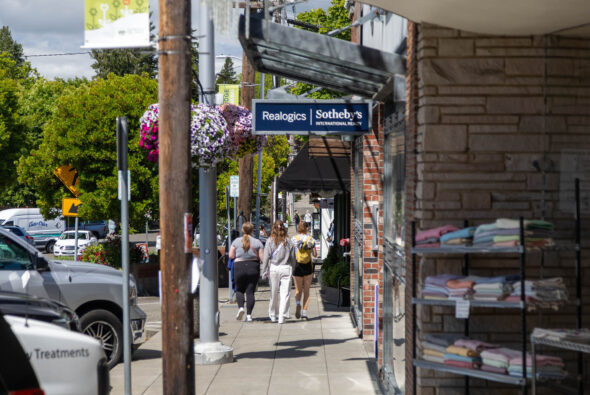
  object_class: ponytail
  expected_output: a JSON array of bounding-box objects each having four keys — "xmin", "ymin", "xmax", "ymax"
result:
[{"xmin": 241, "ymin": 222, "xmax": 254, "ymax": 251}]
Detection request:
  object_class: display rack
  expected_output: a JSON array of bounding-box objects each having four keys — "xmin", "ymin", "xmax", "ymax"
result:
[
  {"xmin": 411, "ymin": 218, "xmax": 529, "ymax": 395},
  {"xmin": 530, "ymin": 178, "xmax": 585, "ymax": 395}
]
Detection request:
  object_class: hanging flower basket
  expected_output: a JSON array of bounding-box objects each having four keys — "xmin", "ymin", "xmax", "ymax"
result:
[
  {"xmin": 190, "ymin": 104, "xmax": 231, "ymax": 168},
  {"xmin": 219, "ymin": 103, "xmax": 266, "ymax": 158},
  {"xmin": 139, "ymin": 103, "xmax": 233, "ymax": 168}
]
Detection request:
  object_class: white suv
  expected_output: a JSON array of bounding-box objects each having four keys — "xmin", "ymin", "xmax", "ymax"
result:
[{"xmin": 53, "ymin": 230, "xmax": 97, "ymax": 257}]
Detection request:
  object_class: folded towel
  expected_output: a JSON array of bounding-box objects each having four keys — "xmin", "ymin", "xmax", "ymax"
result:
[
  {"xmin": 444, "ymin": 359, "xmax": 479, "ymax": 369},
  {"xmin": 424, "ymin": 348, "xmax": 445, "ymax": 359},
  {"xmin": 425, "ymin": 333, "xmax": 465, "ymax": 348},
  {"xmin": 444, "ymin": 353, "xmax": 482, "ymax": 363},
  {"xmin": 482, "ymin": 357, "xmax": 509, "ymax": 369},
  {"xmin": 508, "ymin": 355, "xmax": 564, "ymax": 367},
  {"xmin": 416, "ymin": 225, "xmax": 460, "ymax": 242},
  {"xmin": 454, "ymin": 339, "xmax": 498, "ymax": 353},
  {"xmin": 440, "ymin": 227, "xmax": 477, "ymax": 243},
  {"xmin": 422, "ymin": 341, "xmax": 447, "ymax": 354},
  {"xmin": 481, "ymin": 364, "xmax": 507, "ymax": 374},
  {"xmin": 425, "ymin": 273, "xmax": 463, "ymax": 287},
  {"xmin": 423, "ymin": 354, "xmax": 444, "ymax": 364},
  {"xmin": 480, "ymin": 348, "xmax": 522, "ymax": 364},
  {"xmin": 445, "ymin": 345, "xmax": 479, "ymax": 358},
  {"xmin": 447, "ymin": 279, "xmax": 476, "ymax": 289}
]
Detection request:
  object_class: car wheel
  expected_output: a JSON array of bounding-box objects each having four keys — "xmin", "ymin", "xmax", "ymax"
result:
[
  {"xmin": 45, "ymin": 240, "xmax": 55, "ymax": 254},
  {"xmin": 80, "ymin": 309, "xmax": 123, "ymax": 369}
]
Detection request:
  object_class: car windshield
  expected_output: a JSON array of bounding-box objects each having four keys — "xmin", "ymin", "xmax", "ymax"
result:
[
  {"xmin": 4, "ymin": 228, "xmax": 24, "ymax": 236},
  {"xmin": 61, "ymin": 232, "xmax": 88, "ymax": 240}
]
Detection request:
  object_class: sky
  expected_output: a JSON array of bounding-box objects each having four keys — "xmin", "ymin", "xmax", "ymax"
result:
[{"xmin": 0, "ymin": 0, "xmax": 331, "ymax": 80}]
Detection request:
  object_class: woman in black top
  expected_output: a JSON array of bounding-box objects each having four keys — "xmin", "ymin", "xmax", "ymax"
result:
[{"xmin": 229, "ymin": 222, "xmax": 264, "ymax": 322}]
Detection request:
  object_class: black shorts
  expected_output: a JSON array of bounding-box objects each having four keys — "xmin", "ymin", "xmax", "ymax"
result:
[{"xmin": 293, "ymin": 261, "xmax": 313, "ymax": 277}]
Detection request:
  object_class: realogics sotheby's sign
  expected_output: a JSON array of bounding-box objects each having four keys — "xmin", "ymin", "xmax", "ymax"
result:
[{"xmin": 252, "ymin": 100, "xmax": 371, "ymax": 135}]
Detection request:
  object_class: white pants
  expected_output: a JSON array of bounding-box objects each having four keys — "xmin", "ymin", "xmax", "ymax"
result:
[{"xmin": 268, "ymin": 265, "xmax": 292, "ymax": 321}]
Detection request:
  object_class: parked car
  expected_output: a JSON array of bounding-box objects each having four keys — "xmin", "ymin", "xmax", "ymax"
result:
[
  {"xmin": 53, "ymin": 230, "xmax": 98, "ymax": 257},
  {"xmin": 6, "ymin": 314, "xmax": 109, "ymax": 395},
  {"xmin": 0, "ymin": 313, "xmax": 45, "ymax": 395},
  {"xmin": 0, "ymin": 208, "xmax": 65, "ymax": 253},
  {"xmin": 1, "ymin": 225, "xmax": 35, "ymax": 246},
  {"xmin": 66, "ymin": 220, "xmax": 108, "ymax": 239},
  {"xmin": 0, "ymin": 227, "xmax": 147, "ymax": 369},
  {"xmin": 0, "ymin": 290, "xmax": 80, "ymax": 331}
]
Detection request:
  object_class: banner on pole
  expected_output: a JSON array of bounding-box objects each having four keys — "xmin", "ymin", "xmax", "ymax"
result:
[
  {"xmin": 82, "ymin": 0, "xmax": 151, "ymax": 49},
  {"xmin": 218, "ymin": 84, "xmax": 240, "ymax": 105}
]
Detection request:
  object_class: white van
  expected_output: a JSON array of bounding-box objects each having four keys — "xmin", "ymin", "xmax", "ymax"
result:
[{"xmin": 0, "ymin": 208, "xmax": 65, "ymax": 253}]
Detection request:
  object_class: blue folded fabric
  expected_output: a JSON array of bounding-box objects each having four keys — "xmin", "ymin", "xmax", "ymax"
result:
[
  {"xmin": 227, "ymin": 258, "xmax": 236, "ymax": 291},
  {"xmin": 444, "ymin": 353, "xmax": 482, "ymax": 363},
  {"xmin": 440, "ymin": 227, "xmax": 477, "ymax": 243}
]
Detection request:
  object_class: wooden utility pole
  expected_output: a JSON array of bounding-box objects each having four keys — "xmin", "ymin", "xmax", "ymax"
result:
[
  {"xmin": 158, "ymin": 0, "xmax": 194, "ymax": 393},
  {"xmin": 239, "ymin": 51, "xmax": 255, "ymax": 221}
]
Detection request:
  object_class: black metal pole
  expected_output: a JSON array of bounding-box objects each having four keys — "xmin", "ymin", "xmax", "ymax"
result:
[
  {"xmin": 463, "ymin": 220, "xmax": 469, "ymax": 394},
  {"xmin": 411, "ymin": 221, "xmax": 417, "ymax": 395},
  {"xmin": 519, "ymin": 216, "xmax": 527, "ymax": 395},
  {"xmin": 575, "ymin": 178, "xmax": 583, "ymax": 395}
]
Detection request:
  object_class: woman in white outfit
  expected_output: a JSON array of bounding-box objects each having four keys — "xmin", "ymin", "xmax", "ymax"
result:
[{"xmin": 262, "ymin": 220, "xmax": 296, "ymax": 324}]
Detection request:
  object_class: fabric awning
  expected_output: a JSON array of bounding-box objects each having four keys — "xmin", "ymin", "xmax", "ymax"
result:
[
  {"xmin": 277, "ymin": 143, "xmax": 350, "ymax": 193},
  {"xmin": 238, "ymin": 14, "xmax": 405, "ymax": 100},
  {"xmin": 358, "ymin": 0, "xmax": 590, "ymax": 36}
]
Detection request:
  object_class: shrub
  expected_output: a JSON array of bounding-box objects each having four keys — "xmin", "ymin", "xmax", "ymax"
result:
[
  {"xmin": 80, "ymin": 244, "xmax": 107, "ymax": 265},
  {"xmin": 101, "ymin": 234, "xmax": 145, "ymax": 269},
  {"xmin": 320, "ymin": 246, "xmax": 349, "ymax": 288}
]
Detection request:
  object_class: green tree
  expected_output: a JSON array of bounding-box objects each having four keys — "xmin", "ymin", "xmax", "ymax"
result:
[
  {"xmin": 215, "ymin": 57, "xmax": 238, "ymax": 88},
  {"xmin": 0, "ymin": 26, "xmax": 24, "ymax": 68},
  {"xmin": 90, "ymin": 48, "xmax": 157, "ymax": 79},
  {"xmin": 0, "ymin": 54, "xmax": 26, "ymax": 193},
  {"xmin": 291, "ymin": 0, "xmax": 351, "ymax": 99},
  {"xmin": 17, "ymin": 74, "xmax": 159, "ymax": 227}
]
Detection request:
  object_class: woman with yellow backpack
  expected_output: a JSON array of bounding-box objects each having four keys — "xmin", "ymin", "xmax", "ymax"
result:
[{"xmin": 292, "ymin": 222, "xmax": 317, "ymax": 319}]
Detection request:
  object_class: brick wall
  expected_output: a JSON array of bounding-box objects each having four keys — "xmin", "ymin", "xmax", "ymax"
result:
[{"xmin": 406, "ymin": 23, "xmax": 590, "ymax": 394}]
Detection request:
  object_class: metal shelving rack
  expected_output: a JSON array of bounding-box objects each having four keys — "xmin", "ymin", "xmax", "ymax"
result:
[
  {"xmin": 411, "ymin": 217, "xmax": 529, "ymax": 395},
  {"xmin": 530, "ymin": 178, "xmax": 585, "ymax": 395}
]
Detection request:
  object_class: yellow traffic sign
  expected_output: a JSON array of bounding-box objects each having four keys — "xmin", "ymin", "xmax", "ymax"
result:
[
  {"xmin": 62, "ymin": 198, "xmax": 82, "ymax": 217},
  {"xmin": 54, "ymin": 165, "xmax": 81, "ymax": 197}
]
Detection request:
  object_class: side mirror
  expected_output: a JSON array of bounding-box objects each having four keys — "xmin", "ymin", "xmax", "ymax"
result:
[{"xmin": 35, "ymin": 255, "xmax": 50, "ymax": 272}]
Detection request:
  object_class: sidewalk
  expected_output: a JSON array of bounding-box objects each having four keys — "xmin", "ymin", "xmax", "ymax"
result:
[{"xmin": 110, "ymin": 282, "xmax": 382, "ymax": 394}]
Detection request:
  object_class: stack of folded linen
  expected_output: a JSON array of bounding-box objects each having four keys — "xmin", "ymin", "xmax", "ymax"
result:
[
  {"xmin": 454, "ymin": 338, "xmax": 499, "ymax": 354},
  {"xmin": 440, "ymin": 227, "xmax": 477, "ymax": 248},
  {"xmin": 507, "ymin": 354, "xmax": 565, "ymax": 379},
  {"xmin": 472, "ymin": 219, "xmax": 554, "ymax": 248},
  {"xmin": 421, "ymin": 340, "xmax": 446, "ymax": 364},
  {"xmin": 422, "ymin": 273, "xmax": 462, "ymax": 300},
  {"xmin": 532, "ymin": 327, "xmax": 590, "ymax": 345},
  {"xmin": 415, "ymin": 225, "xmax": 460, "ymax": 248},
  {"xmin": 444, "ymin": 345, "xmax": 482, "ymax": 369},
  {"xmin": 505, "ymin": 277, "xmax": 568, "ymax": 308},
  {"xmin": 471, "ymin": 276, "xmax": 514, "ymax": 301},
  {"xmin": 480, "ymin": 347, "xmax": 523, "ymax": 375},
  {"xmin": 446, "ymin": 278, "xmax": 475, "ymax": 300}
]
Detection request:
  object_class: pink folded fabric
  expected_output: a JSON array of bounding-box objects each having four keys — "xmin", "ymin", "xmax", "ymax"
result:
[
  {"xmin": 481, "ymin": 364, "xmax": 507, "ymax": 374},
  {"xmin": 444, "ymin": 359, "xmax": 478, "ymax": 369},
  {"xmin": 508, "ymin": 355, "xmax": 564, "ymax": 367},
  {"xmin": 454, "ymin": 339, "xmax": 498, "ymax": 353},
  {"xmin": 480, "ymin": 348, "xmax": 522, "ymax": 364},
  {"xmin": 504, "ymin": 295, "xmax": 536, "ymax": 302},
  {"xmin": 447, "ymin": 279, "xmax": 476, "ymax": 289},
  {"xmin": 416, "ymin": 225, "xmax": 460, "ymax": 242}
]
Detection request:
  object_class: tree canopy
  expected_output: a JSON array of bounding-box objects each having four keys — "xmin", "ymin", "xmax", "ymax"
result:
[
  {"xmin": 0, "ymin": 26, "xmax": 24, "ymax": 68},
  {"xmin": 216, "ymin": 57, "xmax": 239, "ymax": 87},
  {"xmin": 17, "ymin": 74, "xmax": 159, "ymax": 226}
]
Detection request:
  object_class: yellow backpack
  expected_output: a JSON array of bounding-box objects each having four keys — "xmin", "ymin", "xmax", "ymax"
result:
[{"xmin": 295, "ymin": 235, "xmax": 313, "ymax": 263}]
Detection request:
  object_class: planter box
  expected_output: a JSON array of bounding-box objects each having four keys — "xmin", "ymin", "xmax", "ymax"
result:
[{"xmin": 320, "ymin": 283, "xmax": 350, "ymax": 307}]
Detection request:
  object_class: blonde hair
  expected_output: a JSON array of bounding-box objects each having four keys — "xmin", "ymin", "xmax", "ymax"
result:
[
  {"xmin": 270, "ymin": 220, "xmax": 288, "ymax": 246},
  {"xmin": 297, "ymin": 222, "xmax": 308, "ymax": 234},
  {"xmin": 242, "ymin": 222, "xmax": 254, "ymax": 251}
]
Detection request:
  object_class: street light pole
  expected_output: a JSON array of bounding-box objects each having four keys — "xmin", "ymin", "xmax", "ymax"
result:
[
  {"xmin": 194, "ymin": 1, "xmax": 233, "ymax": 365},
  {"xmin": 158, "ymin": 0, "xmax": 194, "ymax": 392}
]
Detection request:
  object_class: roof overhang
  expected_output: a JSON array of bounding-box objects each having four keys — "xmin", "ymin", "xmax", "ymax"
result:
[
  {"xmin": 358, "ymin": 0, "xmax": 590, "ymax": 37},
  {"xmin": 277, "ymin": 142, "xmax": 350, "ymax": 193},
  {"xmin": 238, "ymin": 14, "xmax": 406, "ymax": 100}
]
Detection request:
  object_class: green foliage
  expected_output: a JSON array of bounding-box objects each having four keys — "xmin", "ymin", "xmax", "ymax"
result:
[
  {"xmin": 100, "ymin": 235, "xmax": 145, "ymax": 269},
  {"xmin": 17, "ymin": 74, "xmax": 159, "ymax": 227},
  {"xmin": 80, "ymin": 244, "xmax": 107, "ymax": 265},
  {"xmin": 291, "ymin": 0, "xmax": 351, "ymax": 99},
  {"xmin": 0, "ymin": 26, "xmax": 24, "ymax": 68},
  {"xmin": 216, "ymin": 57, "xmax": 238, "ymax": 87},
  {"xmin": 90, "ymin": 48, "xmax": 157, "ymax": 79},
  {"xmin": 320, "ymin": 245, "xmax": 349, "ymax": 287}
]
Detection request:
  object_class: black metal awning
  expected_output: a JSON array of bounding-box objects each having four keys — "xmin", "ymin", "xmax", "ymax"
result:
[
  {"xmin": 277, "ymin": 143, "xmax": 350, "ymax": 193},
  {"xmin": 238, "ymin": 14, "xmax": 406, "ymax": 100}
]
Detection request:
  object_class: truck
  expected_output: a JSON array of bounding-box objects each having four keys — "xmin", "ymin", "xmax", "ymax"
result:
[
  {"xmin": 0, "ymin": 208, "xmax": 65, "ymax": 253},
  {"xmin": 0, "ymin": 226, "xmax": 146, "ymax": 369}
]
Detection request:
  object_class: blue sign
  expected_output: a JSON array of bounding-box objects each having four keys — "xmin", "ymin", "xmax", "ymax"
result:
[{"xmin": 253, "ymin": 100, "xmax": 371, "ymax": 135}]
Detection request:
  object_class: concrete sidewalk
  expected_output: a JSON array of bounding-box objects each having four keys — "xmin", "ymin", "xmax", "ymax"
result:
[{"xmin": 110, "ymin": 282, "xmax": 382, "ymax": 394}]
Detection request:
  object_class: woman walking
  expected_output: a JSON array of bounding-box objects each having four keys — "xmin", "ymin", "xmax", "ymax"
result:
[
  {"xmin": 262, "ymin": 220, "xmax": 296, "ymax": 324},
  {"xmin": 292, "ymin": 222, "xmax": 317, "ymax": 319},
  {"xmin": 229, "ymin": 222, "xmax": 264, "ymax": 322}
]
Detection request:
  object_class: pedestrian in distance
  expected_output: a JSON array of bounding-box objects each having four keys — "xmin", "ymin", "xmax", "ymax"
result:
[
  {"xmin": 304, "ymin": 210, "xmax": 312, "ymax": 231},
  {"xmin": 258, "ymin": 225, "xmax": 268, "ymax": 245},
  {"xmin": 294, "ymin": 210, "xmax": 300, "ymax": 229},
  {"xmin": 292, "ymin": 222, "xmax": 317, "ymax": 320},
  {"xmin": 262, "ymin": 219, "xmax": 296, "ymax": 324},
  {"xmin": 228, "ymin": 222, "xmax": 264, "ymax": 322}
]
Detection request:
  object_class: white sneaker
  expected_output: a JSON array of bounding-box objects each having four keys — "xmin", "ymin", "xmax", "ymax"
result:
[
  {"xmin": 246, "ymin": 315, "xmax": 252, "ymax": 322},
  {"xmin": 302, "ymin": 310, "xmax": 308, "ymax": 320},
  {"xmin": 236, "ymin": 308, "xmax": 244, "ymax": 321},
  {"xmin": 269, "ymin": 316, "xmax": 277, "ymax": 322},
  {"xmin": 277, "ymin": 318, "xmax": 284, "ymax": 324}
]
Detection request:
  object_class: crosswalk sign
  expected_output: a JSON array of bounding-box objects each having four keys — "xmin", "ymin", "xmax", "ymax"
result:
[{"xmin": 62, "ymin": 198, "xmax": 82, "ymax": 217}]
